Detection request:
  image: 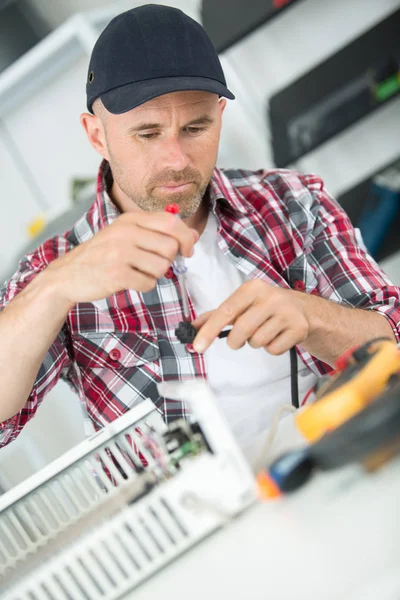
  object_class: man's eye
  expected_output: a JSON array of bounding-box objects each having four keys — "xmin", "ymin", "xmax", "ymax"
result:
[
  {"xmin": 138, "ymin": 132, "xmax": 158, "ymax": 140},
  {"xmin": 186, "ymin": 126, "xmax": 207, "ymax": 135}
]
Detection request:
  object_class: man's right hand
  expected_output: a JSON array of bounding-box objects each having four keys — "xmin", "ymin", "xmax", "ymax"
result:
[{"xmin": 43, "ymin": 211, "xmax": 198, "ymax": 306}]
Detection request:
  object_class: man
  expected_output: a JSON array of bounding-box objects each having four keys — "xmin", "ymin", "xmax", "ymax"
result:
[{"xmin": 0, "ymin": 5, "xmax": 399, "ymax": 460}]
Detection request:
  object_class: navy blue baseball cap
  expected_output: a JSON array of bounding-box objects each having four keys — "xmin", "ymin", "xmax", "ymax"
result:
[{"xmin": 86, "ymin": 4, "xmax": 235, "ymax": 114}]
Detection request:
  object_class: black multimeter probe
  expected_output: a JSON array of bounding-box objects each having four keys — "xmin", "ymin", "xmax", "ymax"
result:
[{"xmin": 175, "ymin": 321, "xmax": 229, "ymax": 344}]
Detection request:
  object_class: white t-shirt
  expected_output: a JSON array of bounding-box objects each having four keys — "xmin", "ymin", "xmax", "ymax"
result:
[{"xmin": 185, "ymin": 212, "xmax": 316, "ymax": 462}]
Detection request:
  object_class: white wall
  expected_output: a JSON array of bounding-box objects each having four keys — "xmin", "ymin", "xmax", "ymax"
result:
[
  {"xmin": 0, "ymin": 56, "xmax": 101, "ymax": 276},
  {"xmin": 26, "ymin": 0, "xmax": 119, "ymax": 29},
  {"xmin": 0, "ymin": 0, "xmax": 400, "ymax": 488},
  {"xmin": 0, "ymin": 131, "xmax": 42, "ymax": 272},
  {"xmin": 26, "ymin": 0, "xmax": 201, "ymax": 30}
]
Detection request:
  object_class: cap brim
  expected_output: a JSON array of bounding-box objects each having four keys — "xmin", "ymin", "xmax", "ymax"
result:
[{"xmin": 98, "ymin": 76, "xmax": 235, "ymax": 114}]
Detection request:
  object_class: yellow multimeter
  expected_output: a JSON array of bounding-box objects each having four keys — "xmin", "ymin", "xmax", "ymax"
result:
[{"xmin": 296, "ymin": 338, "xmax": 400, "ymax": 442}]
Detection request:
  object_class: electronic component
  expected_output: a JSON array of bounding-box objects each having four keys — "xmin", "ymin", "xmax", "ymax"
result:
[
  {"xmin": 259, "ymin": 339, "xmax": 400, "ymax": 496},
  {"xmin": 269, "ymin": 11, "xmax": 400, "ymax": 166},
  {"xmin": 0, "ymin": 381, "xmax": 256, "ymax": 599},
  {"xmin": 162, "ymin": 419, "xmax": 206, "ymax": 468},
  {"xmin": 295, "ymin": 338, "xmax": 400, "ymax": 442},
  {"xmin": 266, "ymin": 378, "xmax": 400, "ymax": 494}
]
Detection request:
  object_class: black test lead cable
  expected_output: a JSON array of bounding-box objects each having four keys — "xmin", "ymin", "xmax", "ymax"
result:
[{"xmin": 289, "ymin": 346, "xmax": 299, "ymax": 409}]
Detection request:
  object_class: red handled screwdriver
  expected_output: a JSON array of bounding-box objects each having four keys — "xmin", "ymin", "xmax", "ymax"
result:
[
  {"xmin": 165, "ymin": 204, "xmax": 232, "ymax": 346},
  {"xmin": 165, "ymin": 204, "xmax": 191, "ymax": 321}
]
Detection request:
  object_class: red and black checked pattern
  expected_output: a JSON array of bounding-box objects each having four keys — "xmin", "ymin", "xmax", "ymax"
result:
[{"xmin": 1, "ymin": 161, "xmax": 399, "ymax": 446}]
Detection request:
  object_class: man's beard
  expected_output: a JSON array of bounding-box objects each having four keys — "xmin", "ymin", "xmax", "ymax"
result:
[
  {"xmin": 111, "ymin": 163, "xmax": 209, "ymax": 218},
  {"xmin": 137, "ymin": 183, "xmax": 207, "ymax": 217}
]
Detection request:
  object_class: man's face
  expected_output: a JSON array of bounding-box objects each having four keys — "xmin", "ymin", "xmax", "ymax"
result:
[{"xmin": 84, "ymin": 91, "xmax": 226, "ymax": 218}]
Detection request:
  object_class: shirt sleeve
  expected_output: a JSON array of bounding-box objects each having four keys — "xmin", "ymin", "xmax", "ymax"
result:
[
  {"xmin": 0, "ymin": 256, "xmax": 72, "ymax": 447},
  {"xmin": 302, "ymin": 173, "xmax": 400, "ymax": 342}
]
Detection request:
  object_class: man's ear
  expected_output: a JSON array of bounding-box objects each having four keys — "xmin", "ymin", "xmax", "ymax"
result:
[
  {"xmin": 80, "ymin": 113, "xmax": 109, "ymax": 160},
  {"xmin": 218, "ymin": 97, "xmax": 227, "ymax": 115}
]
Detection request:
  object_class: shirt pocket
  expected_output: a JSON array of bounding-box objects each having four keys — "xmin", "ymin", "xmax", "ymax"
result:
[
  {"xmin": 71, "ymin": 330, "xmax": 161, "ymax": 416},
  {"xmin": 72, "ymin": 330, "xmax": 160, "ymax": 373}
]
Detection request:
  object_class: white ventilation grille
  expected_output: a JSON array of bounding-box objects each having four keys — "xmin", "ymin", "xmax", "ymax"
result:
[
  {"xmin": 0, "ymin": 403, "xmax": 160, "ymax": 583},
  {"xmin": 10, "ymin": 493, "xmax": 192, "ymax": 600}
]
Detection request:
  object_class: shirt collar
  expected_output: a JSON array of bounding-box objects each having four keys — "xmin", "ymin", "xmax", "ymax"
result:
[
  {"xmin": 90, "ymin": 161, "xmax": 254, "ymax": 236},
  {"xmin": 208, "ymin": 167, "xmax": 256, "ymax": 216},
  {"xmin": 90, "ymin": 160, "xmax": 121, "ymax": 234}
]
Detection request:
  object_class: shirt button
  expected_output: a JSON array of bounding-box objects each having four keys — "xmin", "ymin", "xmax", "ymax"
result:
[
  {"xmin": 293, "ymin": 280, "xmax": 305, "ymax": 292},
  {"xmin": 165, "ymin": 268, "xmax": 174, "ymax": 279},
  {"xmin": 310, "ymin": 289, "xmax": 319, "ymax": 296},
  {"xmin": 185, "ymin": 343, "xmax": 196, "ymax": 353},
  {"xmin": 109, "ymin": 348, "xmax": 121, "ymax": 362}
]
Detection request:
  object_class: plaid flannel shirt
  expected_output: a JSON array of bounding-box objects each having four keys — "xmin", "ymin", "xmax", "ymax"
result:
[{"xmin": 1, "ymin": 160, "xmax": 400, "ymax": 446}]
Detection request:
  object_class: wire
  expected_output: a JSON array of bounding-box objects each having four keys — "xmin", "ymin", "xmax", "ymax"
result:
[
  {"xmin": 290, "ymin": 346, "xmax": 299, "ymax": 408},
  {"xmin": 251, "ymin": 347, "xmax": 300, "ymax": 473},
  {"xmin": 301, "ymin": 384, "xmax": 315, "ymax": 407},
  {"xmin": 253, "ymin": 404, "xmax": 296, "ymax": 474}
]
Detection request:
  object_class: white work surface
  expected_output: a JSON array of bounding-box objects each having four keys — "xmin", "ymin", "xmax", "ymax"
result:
[{"xmin": 124, "ymin": 455, "xmax": 400, "ymax": 600}]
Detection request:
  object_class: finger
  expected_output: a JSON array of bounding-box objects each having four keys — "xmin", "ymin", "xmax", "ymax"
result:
[
  {"xmin": 128, "ymin": 248, "xmax": 171, "ymax": 279},
  {"xmin": 119, "ymin": 267, "xmax": 157, "ymax": 294},
  {"xmin": 192, "ymin": 288, "xmax": 258, "ymax": 353},
  {"xmin": 129, "ymin": 212, "xmax": 198, "ymax": 258},
  {"xmin": 247, "ymin": 316, "xmax": 285, "ymax": 349},
  {"xmin": 134, "ymin": 229, "xmax": 180, "ymax": 262},
  {"xmin": 226, "ymin": 304, "xmax": 274, "ymax": 349},
  {"xmin": 264, "ymin": 330, "xmax": 299, "ymax": 356},
  {"xmin": 191, "ymin": 311, "xmax": 213, "ymax": 329}
]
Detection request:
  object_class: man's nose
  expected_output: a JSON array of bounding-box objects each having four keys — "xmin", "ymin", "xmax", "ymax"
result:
[{"xmin": 162, "ymin": 136, "xmax": 190, "ymax": 171}]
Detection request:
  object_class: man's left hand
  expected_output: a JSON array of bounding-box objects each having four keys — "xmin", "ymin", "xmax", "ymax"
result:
[{"xmin": 191, "ymin": 280, "xmax": 309, "ymax": 355}]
